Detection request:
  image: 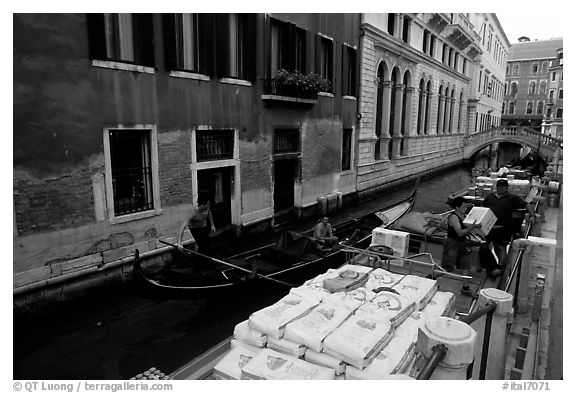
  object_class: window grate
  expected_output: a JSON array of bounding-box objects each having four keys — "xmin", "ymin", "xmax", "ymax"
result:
[
  {"xmin": 273, "ymin": 129, "xmax": 300, "ymax": 154},
  {"xmin": 109, "ymin": 129, "xmax": 154, "ymax": 216},
  {"xmin": 196, "ymin": 130, "xmax": 234, "ymax": 162}
]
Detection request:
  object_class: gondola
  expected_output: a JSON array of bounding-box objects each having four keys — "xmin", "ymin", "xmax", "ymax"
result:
[{"xmin": 133, "ymin": 190, "xmax": 417, "ymax": 297}]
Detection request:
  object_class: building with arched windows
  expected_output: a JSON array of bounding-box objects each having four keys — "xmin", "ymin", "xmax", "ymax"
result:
[{"xmin": 357, "ymin": 13, "xmax": 492, "ymax": 197}]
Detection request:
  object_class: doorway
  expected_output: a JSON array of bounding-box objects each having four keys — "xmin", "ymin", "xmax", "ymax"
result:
[
  {"xmin": 273, "ymin": 159, "xmax": 295, "ymax": 212},
  {"xmin": 197, "ymin": 167, "xmax": 232, "ymax": 228}
]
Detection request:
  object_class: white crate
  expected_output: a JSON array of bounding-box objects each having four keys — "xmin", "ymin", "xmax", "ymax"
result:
[
  {"xmin": 463, "ymin": 207, "xmax": 497, "ymax": 236},
  {"xmin": 371, "ymin": 228, "xmax": 410, "ymax": 257}
]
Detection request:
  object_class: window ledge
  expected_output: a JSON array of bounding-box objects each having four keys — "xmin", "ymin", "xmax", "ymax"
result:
[
  {"xmin": 92, "ymin": 60, "xmax": 155, "ymax": 74},
  {"xmin": 169, "ymin": 71, "xmax": 211, "ymax": 81},
  {"xmin": 220, "ymin": 78, "xmax": 252, "ymax": 87},
  {"xmin": 109, "ymin": 209, "xmax": 162, "ymax": 225},
  {"xmin": 318, "ymin": 91, "xmax": 334, "ymax": 98},
  {"xmin": 343, "ymin": 95, "xmax": 357, "ymax": 101},
  {"xmin": 261, "ymin": 94, "xmax": 317, "ymax": 104}
]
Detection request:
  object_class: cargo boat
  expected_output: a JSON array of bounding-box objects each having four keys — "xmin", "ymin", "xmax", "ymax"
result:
[{"xmin": 166, "ymin": 182, "xmax": 556, "ymax": 380}]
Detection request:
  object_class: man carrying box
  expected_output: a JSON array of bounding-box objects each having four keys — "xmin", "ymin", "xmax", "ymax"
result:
[{"xmin": 483, "ymin": 179, "xmax": 536, "ymax": 268}]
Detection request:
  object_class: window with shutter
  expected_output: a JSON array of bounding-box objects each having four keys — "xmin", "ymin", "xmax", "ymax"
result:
[
  {"xmin": 87, "ymin": 13, "xmax": 154, "ymax": 68},
  {"xmin": 342, "ymin": 45, "xmax": 357, "ymax": 97},
  {"xmin": 163, "ymin": 13, "xmax": 215, "ymax": 75},
  {"xmin": 317, "ymin": 35, "xmax": 333, "ymax": 93}
]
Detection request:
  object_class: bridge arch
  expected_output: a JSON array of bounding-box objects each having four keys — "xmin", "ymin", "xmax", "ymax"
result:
[{"xmin": 463, "ymin": 126, "xmax": 562, "ymax": 163}]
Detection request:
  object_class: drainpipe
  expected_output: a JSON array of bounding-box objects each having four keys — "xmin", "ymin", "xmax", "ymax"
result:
[{"xmin": 13, "ymin": 239, "xmax": 195, "ymax": 296}]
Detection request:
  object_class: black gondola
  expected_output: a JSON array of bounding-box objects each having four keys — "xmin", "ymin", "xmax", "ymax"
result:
[{"xmin": 133, "ymin": 190, "xmax": 417, "ymax": 297}]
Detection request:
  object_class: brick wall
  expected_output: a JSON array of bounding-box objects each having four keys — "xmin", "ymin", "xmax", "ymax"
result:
[
  {"xmin": 157, "ymin": 130, "xmax": 193, "ymax": 207},
  {"xmin": 14, "ymin": 170, "xmax": 96, "ymax": 236}
]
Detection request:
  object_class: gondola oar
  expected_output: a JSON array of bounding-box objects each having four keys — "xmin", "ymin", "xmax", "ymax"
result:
[{"xmin": 159, "ymin": 240, "xmax": 295, "ymax": 289}]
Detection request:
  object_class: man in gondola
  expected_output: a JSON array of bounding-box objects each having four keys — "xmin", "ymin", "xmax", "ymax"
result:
[{"xmin": 313, "ymin": 216, "xmax": 339, "ymax": 251}]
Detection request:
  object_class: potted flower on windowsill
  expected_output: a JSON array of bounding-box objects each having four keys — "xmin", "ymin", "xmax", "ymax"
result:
[{"xmin": 272, "ymin": 69, "xmax": 332, "ymax": 99}]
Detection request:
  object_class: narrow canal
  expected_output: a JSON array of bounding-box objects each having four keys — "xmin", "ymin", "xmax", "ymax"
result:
[{"xmin": 14, "ymin": 158, "xmax": 504, "ymax": 380}]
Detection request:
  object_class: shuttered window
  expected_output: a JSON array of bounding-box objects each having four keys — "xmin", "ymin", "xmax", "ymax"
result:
[
  {"xmin": 342, "ymin": 44, "xmax": 357, "ymax": 97},
  {"xmin": 270, "ymin": 18, "xmax": 306, "ymax": 76},
  {"xmin": 87, "ymin": 13, "xmax": 155, "ymax": 67},
  {"xmin": 316, "ymin": 35, "xmax": 333, "ymax": 92},
  {"xmin": 342, "ymin": 128, "xmax": 352, "ymax": 171},
  {"xmin": 163, "ymin": 13, "xmax": 215, "ymax": 75},
  {"xmin": 215, "ymin": 14, "xmax": 257, "ymax": 80}
]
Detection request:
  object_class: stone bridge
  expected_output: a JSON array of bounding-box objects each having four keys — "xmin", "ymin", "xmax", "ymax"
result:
[{"xmin": 463, "ymin": 126, "xmax": 563, "ymax": 162}]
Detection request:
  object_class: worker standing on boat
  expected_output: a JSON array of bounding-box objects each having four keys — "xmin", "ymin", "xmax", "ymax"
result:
[
  {"xmin": 483, "ymin": 179, "xmax": 536, "ymax": 268},
  {"xmin": 442, "ymin": 196, "xmax": 482, "ymax": 298},
  {"xmin": 313, "ymin": 216, "xmax": 339, "ymax": 250},
  {"xmin": 177, "ymin": 195, "xmax": 216, "ymax": 254}
]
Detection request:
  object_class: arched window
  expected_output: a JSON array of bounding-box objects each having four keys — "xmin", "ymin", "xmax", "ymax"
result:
[
  {"xmin": 374, "ymin": 63, "xmax": 385, "ymax": 161},
  {"xmin": 417, "ymin": 79, "xmax": 425, "ymax": 134},
  {"xmin": 388, "ymin": 70, "xmax": 398, "ymax": 159},
  {"xmin": 508, "ymin": 102, "xmax": 515, "ymax": 114},
  {"xmin": 539, "ymin": 81, "xmax": 547, "ymax": 94},
  {"xmin": 424, "ymin": 80, "xmax": 432, "ymax": 134},
  {"xmin": 437, "ymin": 85, "xmax": 443, "ymax": 133},
  {"xmin": 529, "ymin": 81, "xmax": 536, "ymax": 95},
  {"xmin": 537, "ymin": 101, "xmax": 544, "ymax": 115},
  {"xmin": 448, "ymin": 89, "xmax": 455, "ymax": 133},
  {"xmin": 526, "ymin": 102, "xmax": 534, "ymax": 114},
  {"xmin": 443, "ymin": 86, "xmax": 450, "ymax": 134},
  {"xmin": 456, "ymin": 91, "xmax": 463, "ymax": 133},
  {"xmin": 511, "ymin": 82, "xmax": 517, "ymax": 97}
]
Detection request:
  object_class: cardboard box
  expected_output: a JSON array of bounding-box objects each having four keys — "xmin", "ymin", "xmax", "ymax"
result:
[
  {"xmin": 371, "ymin": 228, "xmax": 410, "ymax": 258},
  {"xmin": 463, "ymin": 207, "xmax": 497, "ymax": 236}
]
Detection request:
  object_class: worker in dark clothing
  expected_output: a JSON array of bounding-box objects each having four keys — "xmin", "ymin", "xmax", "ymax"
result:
[{"xmin": 483, "ymin": 179, "xmax": 535, "ymax": 267}]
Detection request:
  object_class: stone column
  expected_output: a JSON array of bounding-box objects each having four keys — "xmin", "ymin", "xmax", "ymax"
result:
[
  {"xmin": 437, "ymin": 94, "xmax": 445, "ymax": 135},
  {"xmin": 418, "ymin": 316, "xmax": 477, "ymax": 379},
  {"xmin": 419, "ymin": 89, "xmax": 428, "ymax": 135},
  {"xmin": 470, "ymin": 288, "xmax": 514, "ymax": 380}
]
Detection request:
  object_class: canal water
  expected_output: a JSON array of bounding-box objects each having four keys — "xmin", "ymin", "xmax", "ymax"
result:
[{"xmin": 13, "ymin": 161, "xmax": 493, "ymax": 380}]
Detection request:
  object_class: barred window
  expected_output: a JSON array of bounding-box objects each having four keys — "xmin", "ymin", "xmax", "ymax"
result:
[
  {"xmin": 342, "ymin": 128, "xmax": 353, "ymax": 171},
  {"xmin": 109, "ymin": 129, "xmax": 154, "ymax": 216}
]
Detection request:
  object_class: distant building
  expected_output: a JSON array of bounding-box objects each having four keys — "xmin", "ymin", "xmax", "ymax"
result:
[
  {"xmin": 502, "ymin": 37, "xmax": 563, "ymax": 129},
  {"xmin": 467, "ymin": 13, "xmax": 510, "ymax": 133},
  {"xmin": 542, "ymin": 47, "xmax": 563, "ymax": 138}
]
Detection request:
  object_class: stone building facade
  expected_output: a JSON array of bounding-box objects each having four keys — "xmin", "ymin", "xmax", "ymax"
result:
[
  {"xmin": 356, "ymin": 13, "xmax": 488, "ymax": 197},
  {"xmin": 467, "ymin": 13, "xmax": 510, "ymax": 133}
]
